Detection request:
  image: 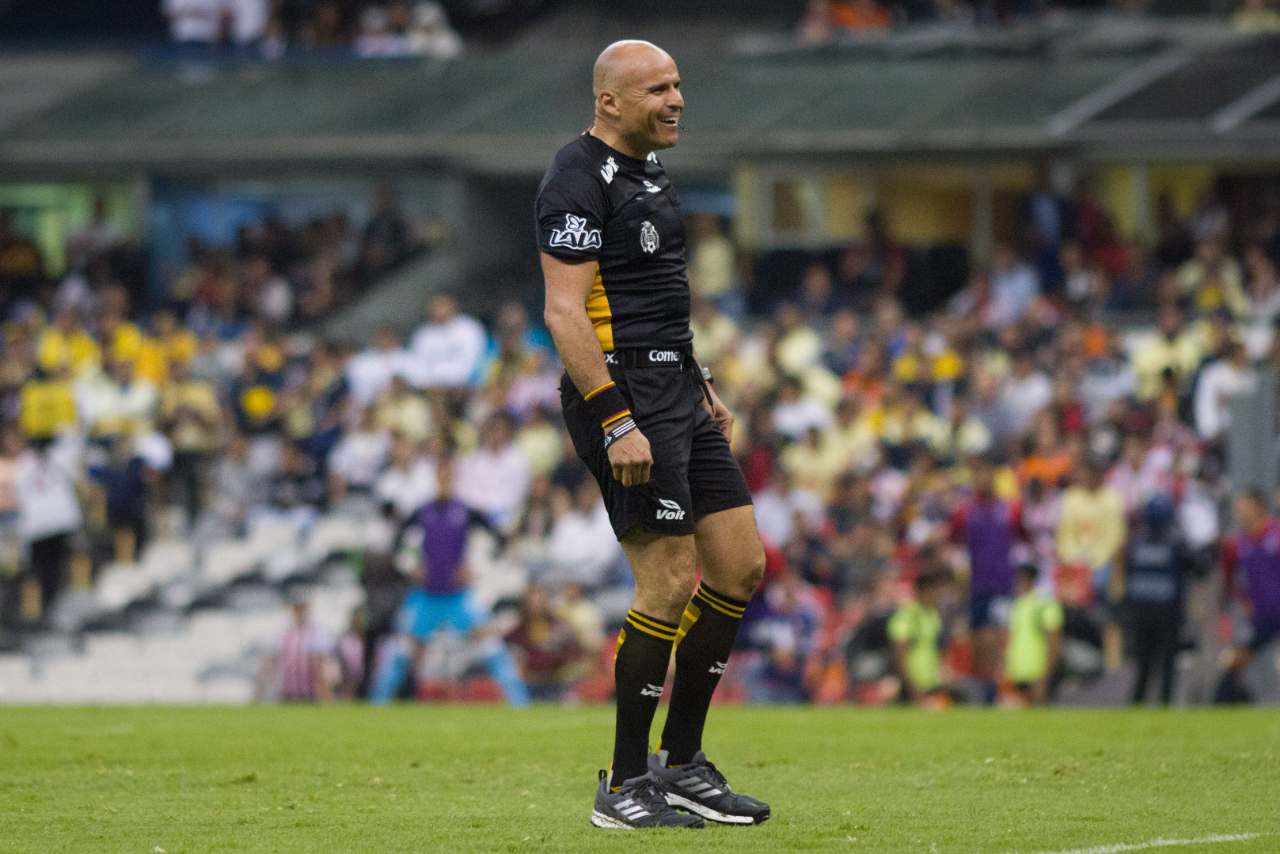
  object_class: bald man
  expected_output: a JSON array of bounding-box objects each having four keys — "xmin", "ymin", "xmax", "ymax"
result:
[{"xmin": 535, "ymin": 40, "xmax": 770, "ymax": 830}]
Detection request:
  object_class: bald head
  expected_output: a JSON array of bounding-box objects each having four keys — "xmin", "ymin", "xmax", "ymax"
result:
[
  {"xmin": 589, "ymin": 40, "xmax": 683, "ymax": 157},
  {"xmin": 593, "ymin": 40, "xmax": 674, "ymax": 98}
]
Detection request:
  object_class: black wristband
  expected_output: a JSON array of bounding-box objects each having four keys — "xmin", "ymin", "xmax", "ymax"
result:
[{"xmin": 583, "ymin": 380, "xmax": 631, "ymax": 429}]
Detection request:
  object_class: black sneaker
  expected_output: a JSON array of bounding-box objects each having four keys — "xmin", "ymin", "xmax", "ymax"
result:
[
  {"xmin": 590, "ymin": 770, "xmax": 705, "ymax": 829},
  {"xmin": 649, "ymin": 750, "xmax": 771, "ymax": 825}
]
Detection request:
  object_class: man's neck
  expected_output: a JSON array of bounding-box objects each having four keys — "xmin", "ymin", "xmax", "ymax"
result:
[{"xmin": 588, "ymin": 123, "xmax": 648, "ymax": 161}]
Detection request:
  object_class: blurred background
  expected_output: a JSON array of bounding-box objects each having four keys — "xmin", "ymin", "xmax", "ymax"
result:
[{"xmin": 0, "ymin": 0, "xmax": 1278, "ymax": 707}]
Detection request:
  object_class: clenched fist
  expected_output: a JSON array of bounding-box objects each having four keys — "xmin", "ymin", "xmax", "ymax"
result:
[{"xmin": 608, "ymin": 428, "xmax": 653, "ymax": 486}]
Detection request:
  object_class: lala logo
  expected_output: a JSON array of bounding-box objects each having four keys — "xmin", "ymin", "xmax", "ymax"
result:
[{"xmin": 549, "ymin": 213, "xmax": 602, "ymax": 251}]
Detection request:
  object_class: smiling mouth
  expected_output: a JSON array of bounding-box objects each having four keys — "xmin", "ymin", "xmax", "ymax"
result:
[{"xmin": 659, "ymin": 116, "xmax": 680, "ymax": 127}]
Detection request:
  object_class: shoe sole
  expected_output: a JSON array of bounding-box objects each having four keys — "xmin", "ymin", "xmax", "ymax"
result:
[
  {"xmin": 590, "ymin": 809, "xmax": 636, "ymax": 830},
  {"xmin": 665, "ymin": 793, "xmax": 769, "ymax": 825}
]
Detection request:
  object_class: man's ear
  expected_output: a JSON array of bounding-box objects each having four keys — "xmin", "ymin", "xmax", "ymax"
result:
[{"xmin": 597, "ymin": 91, "xmax": 620, "ymax": 121}]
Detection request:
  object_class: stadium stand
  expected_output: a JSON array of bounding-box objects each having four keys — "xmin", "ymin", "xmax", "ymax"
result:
[{"xmin": 0, "ymin": 5, "xmax": 1279, "ymax": 708}]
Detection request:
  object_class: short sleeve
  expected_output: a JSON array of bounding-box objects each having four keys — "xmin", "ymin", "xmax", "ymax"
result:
[{"xmin": 535, "ymin": 168, "xmax": 608, "ymax": 261}]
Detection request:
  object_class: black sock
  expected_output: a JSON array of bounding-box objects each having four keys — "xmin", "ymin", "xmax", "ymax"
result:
[
  {"xmin": 660, "ymin": 582, "xmax": 748, "ymax": 765},
  {"xmin": 611, "ymin": 609, "xmax": 677, "ymax": 785}
]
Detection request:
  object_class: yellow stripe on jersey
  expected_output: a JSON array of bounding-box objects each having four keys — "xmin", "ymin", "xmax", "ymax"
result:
[{"xmin": 586, "ymin": 264, "xmax": 615, "ymax": 352}]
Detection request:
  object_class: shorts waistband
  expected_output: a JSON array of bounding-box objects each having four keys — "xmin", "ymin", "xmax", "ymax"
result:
[{"xmin": 604, "ymin": 346, "xmax": 693, "ymax": 368}]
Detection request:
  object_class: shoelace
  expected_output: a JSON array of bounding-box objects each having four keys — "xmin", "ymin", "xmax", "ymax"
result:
[
  {"xmin": 623, "ymin": 776, "xmax": 674, "ymax": 814},
  {"xmin": 690, "ymin": 760, "xmax": 731, "ymax": 793}
]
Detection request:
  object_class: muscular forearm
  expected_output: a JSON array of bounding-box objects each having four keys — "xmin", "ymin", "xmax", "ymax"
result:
[{"xmin": 545, "ymin": 304, "xmax": 611, "ymax": 398}]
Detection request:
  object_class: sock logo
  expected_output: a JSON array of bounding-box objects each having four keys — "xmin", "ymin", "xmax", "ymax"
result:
[
  {"xmin": 709, "ymin": 660, "xmax": 727, "ymax": 675},
  {"xmin": 655, "ymin": 497, "xmax": 686, "ymax": 521},
  {"xmin": 641, "ymin": 682, "xmax": 664, "ymax": 698}
]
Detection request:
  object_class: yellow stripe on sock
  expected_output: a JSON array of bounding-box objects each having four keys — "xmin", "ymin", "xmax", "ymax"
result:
[
  {"xmin": 695, "ymin": 585, "xmax": 746, "ymax": 618},
  {"xmin": 613, "ymin": 626, "xmax": 626, "ymax": 662},
  {"xmin": 626, "ymin": 618, "xmax": 678, "ymax": 642},
  {"xmin": 626, "ymin": 612, "xmax": 678, "ymax": 640},
  {"xmin": 674, "ymin": 601, "xmax": 701, "ymax": 647},
  {"xmin": 626, "ymin": 609, "xmax": 678, "ymax": 633}
]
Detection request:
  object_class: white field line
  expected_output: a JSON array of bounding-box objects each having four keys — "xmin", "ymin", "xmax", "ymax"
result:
[{"xmin": 1029, "ymin": 833, "xmax": 1264, "ymax": 854}]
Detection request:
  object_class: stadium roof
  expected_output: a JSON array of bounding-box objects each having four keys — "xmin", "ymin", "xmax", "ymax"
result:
[{"xmin": 1, "ymin": 26, "xmax": 1278, "ymax": 178}]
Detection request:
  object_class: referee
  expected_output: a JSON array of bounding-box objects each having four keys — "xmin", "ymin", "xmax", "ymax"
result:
[{"xmin": 536, "ymin": 40, "xmax": 770, "ymax": 830}]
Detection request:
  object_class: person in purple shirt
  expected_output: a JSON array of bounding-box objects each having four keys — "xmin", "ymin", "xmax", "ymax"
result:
[
  {"xmin": 1223, "ymin": 489, "xmax": 1280, "ymax": 658},
  {"xmin": 949, "ymin": 459, "xmax": 1022, "ymax": 702},
  {"xmin": 369, "ymin": 457, "xmax": 529, "ymax": 705}
]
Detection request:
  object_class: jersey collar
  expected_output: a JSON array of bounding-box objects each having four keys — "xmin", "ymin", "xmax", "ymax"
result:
[{"xmin": 582, "ymin": 131, "xmax": 647, "ymax": 171}]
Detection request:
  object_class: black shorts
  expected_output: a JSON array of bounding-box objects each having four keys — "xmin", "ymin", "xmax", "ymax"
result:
[{"xmin": 561, "ymin": 347, "xmax": 752, "ymax": 540}]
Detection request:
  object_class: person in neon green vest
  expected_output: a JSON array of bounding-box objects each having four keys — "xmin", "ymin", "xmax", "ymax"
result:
[
  {"xmin": 1005, "ymin": 564, "xmax": 1063, "ymax": 705},
  {"xmin": 889, "ymin": 570, "xmax": 950, "ymax": 703}
]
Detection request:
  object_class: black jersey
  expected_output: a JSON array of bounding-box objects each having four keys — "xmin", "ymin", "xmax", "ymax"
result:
[{"xmin": 535, "ymin": 132, "xmax": 691, "ymax": 352}]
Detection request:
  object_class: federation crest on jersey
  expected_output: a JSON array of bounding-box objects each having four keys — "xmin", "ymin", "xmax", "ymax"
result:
[
  {"xmin": 639, "ymin": 220, "xmax": 659, "ymax": 254},
  {"xmin": 549, "ymin": 214, "xmax": 602, "ymax": 252}
]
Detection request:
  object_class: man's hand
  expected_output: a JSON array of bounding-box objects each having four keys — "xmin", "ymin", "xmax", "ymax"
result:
[
  {"xmin": 608, "ymin": 428, "xmax": 653, "ymax": 486},
  {"xmin": 703, "ymin": 383, "xmax": 734, "ymax": 440}
]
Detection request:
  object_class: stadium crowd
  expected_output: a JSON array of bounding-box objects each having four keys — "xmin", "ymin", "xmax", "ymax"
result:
[{"xmin": 3, "ymin": 174, "xmax": 1280, "ymax": 707}]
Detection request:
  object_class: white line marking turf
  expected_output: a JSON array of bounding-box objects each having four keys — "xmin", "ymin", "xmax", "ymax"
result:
[{"xmin": 1031, "ymin": 833, "xmax": 1264, "ymax": 854}]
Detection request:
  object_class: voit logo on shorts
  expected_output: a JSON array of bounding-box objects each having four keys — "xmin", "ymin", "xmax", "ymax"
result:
[{"xmin": 656, "ymin": 498, "xmax": 686, "ymax": 521}]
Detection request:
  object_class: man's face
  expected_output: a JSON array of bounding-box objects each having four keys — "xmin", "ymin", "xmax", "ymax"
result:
[{"xmin": 608, "ymin": 52, "xmax": 683, "ymax": 151}]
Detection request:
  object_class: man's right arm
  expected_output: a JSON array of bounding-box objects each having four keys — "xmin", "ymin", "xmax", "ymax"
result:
[{"xmin": 541, "ymin": 253, "xmax": 652, "ymax": 487}]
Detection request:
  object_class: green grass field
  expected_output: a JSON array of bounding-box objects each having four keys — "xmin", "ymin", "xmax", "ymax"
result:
[{"xmin": 2, "ymin": 705, "xmax": 1277, "ymax": 853}]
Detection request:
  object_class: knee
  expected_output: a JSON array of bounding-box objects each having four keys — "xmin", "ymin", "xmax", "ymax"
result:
[
  {"xmin": 740, "ymin": 544, "xmax": 766, "ymax": 597},
  {"xmin": 714, "ymin": 542, "xmax": 765, "ymax": 602},
  {"xmin": 653, "ymin": 560, "xmax": 698, "ymax": 615},
  {"xmin": 632, "ymin": 541, "xmax": 698, "ymax": 619}
]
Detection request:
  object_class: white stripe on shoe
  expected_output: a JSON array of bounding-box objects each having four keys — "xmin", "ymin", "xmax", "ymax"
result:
[{"xmin": 664, "ymin": 792, "xmax": 757, "ymax": 825}]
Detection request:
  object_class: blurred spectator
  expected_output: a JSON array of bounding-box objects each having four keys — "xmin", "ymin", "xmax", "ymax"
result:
[
  {"xmin": 162, "ymin": 0, "xmax": 227, "ymax": 54},
  {"xmin": 950, "ymin": 459, "xmax": 1020, "ymax": 701},
  {"xmin": 88, "ymin": 436, "xmax": 151, "ymax": 563},
  {"xmin": 0, "ymin": 212, "xmax": 44, "ymax": 293},
  {"xmin": 65, "ymin": 197, "xmax": 124, "ymax": 274},
  {"xmin": 227, "ymin": 0, "xmax": 271, "ymax": 52},
  {"xmin": 1124, "ymin": 495, "xmax": 1193, "ymax": 706},
  {"xmin": 1233, "ymin": 0, "xmax": 1280, "ymax": 34},
  {"xmin": 16, "ymin": 442, "xmax": 81, "ymax": 624},
  {"xmin": 1004, "ymin": 564, "xmax": 1062, "ymax": 706},
  {"xmin": 328, "ymin": 407, "xmax": 391, "ymax": 505},
  {"xmin": 504, "ymin": 585, "xmax": 582, "ymax": 701},
  {"xmin": 889, "ymin": 570, "xmax": 949, "ymax": 705},
  {"xmin": 409, "ymin": 294, "xmax": 487, "ymax": 389},
  {"xmin": 260, "ymin": 597, "xmax": 332, "ymax": 702},
  {"xmin": 1056, "ymin": 458, "xmax": 1125, "ymax": 600},
  {"xmin": 688, "ymin": 214, "xmax": 737, "ymax": 312},
  {"xmin": 544, "ymin": 478, "xmax": 619, "ymax": 588},
  {"xmin": 1193, "ymin": 341, "xmax": 1255, "ymax": 443},
  {"xmin": 360, "ymin": 183, "xmax": 412, "ymax": 277},
  {"xmin": 346, "ymin": 325, "xmax": 410, "ymax": 408},
  {"xmin": 751, "ymin": 571, "xmax": 824, "ymax": 703},
  {"xmin": 989, "ymin": 243, "xmax": 1041, "ymax": 327},
  {"xmin": 407, "ymin": 2, "xmax": 463, "ymax": 59},
  {"xmin": 368, "ymin": 457, "xmax": 529, "ymax": 705},
  {"xmin": 159, "ymin": 356, "xmax": 221, "ymax": 525},
  {"xmin": 374, "ymin": 435, "xmax": 437, "ymax": 521},
  {"xmin": 1130, "ymin": 305, "xmax": 1201, "ymax": 402},
  {"xmin": 1221, "ymin": 490, "xmax": 1280, "ymax": 680},
  {"xmin": 355, "ymin": 5, "xmax": 410, "ymax": 57},
  {"xmin": 455, "ymin": 412, "xmax": 531, "ymax": 530}
]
